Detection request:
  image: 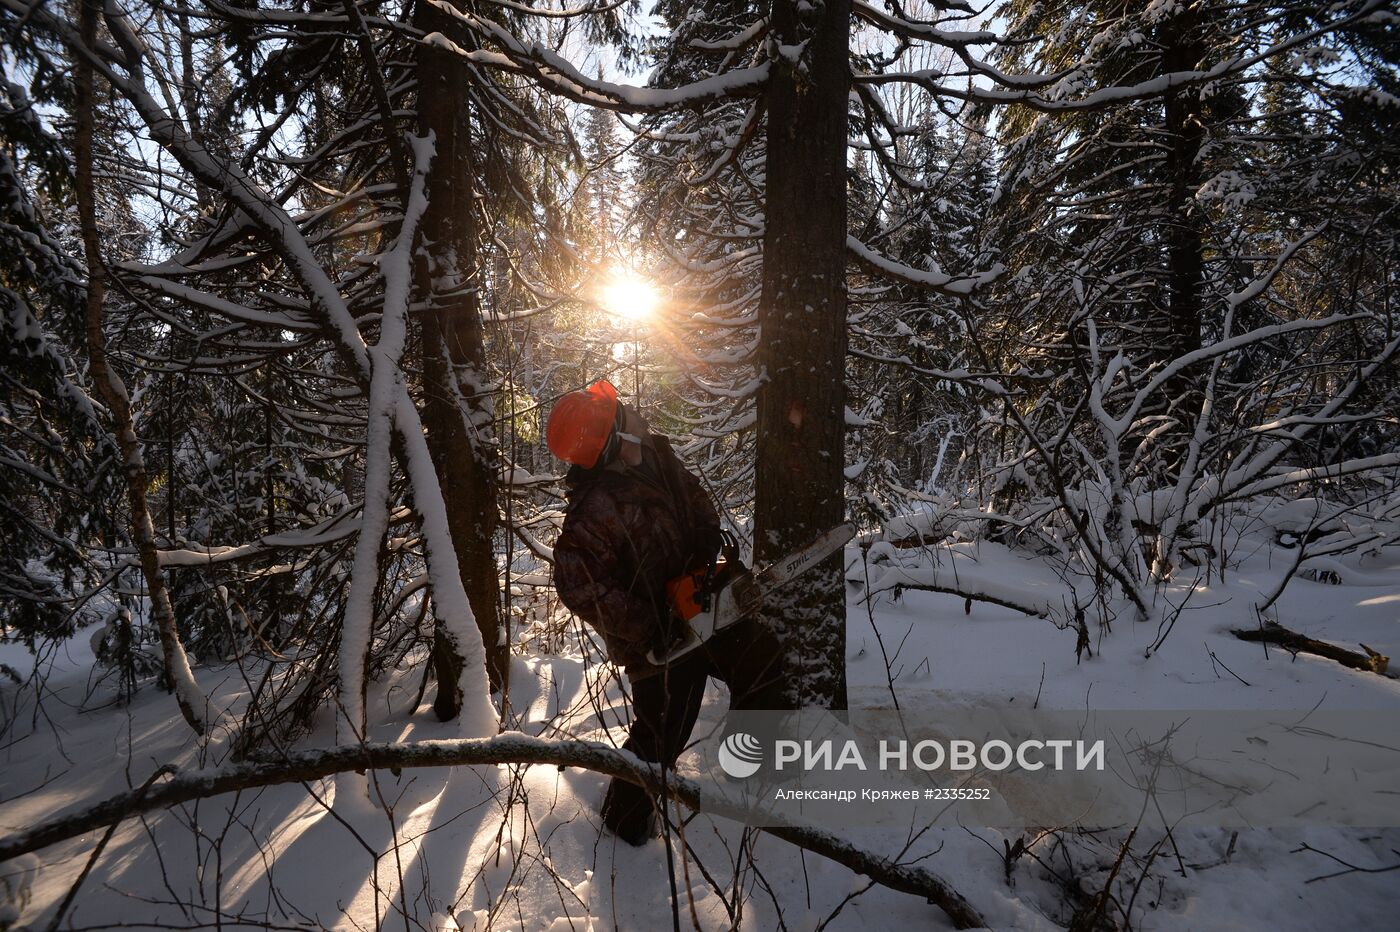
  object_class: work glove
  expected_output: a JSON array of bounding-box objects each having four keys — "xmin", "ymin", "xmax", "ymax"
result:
[{"xmin": 689, "ymin": 526, "xmax": 723, "ymax": 568}]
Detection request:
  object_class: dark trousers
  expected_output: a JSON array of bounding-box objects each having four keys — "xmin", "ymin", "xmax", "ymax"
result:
[{"xmin": 601, "ymin": 618, "xmax": 787, "ymax": 842}]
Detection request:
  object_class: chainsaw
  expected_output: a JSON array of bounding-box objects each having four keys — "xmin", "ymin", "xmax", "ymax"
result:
[{"xmin": 647, "ymin": 522, "xmax": 857, "ymax": 665}]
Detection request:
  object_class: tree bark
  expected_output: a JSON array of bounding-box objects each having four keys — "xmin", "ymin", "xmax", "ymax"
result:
[
  {"xmin": 415, "ymin": 0, "xmax": 507, "ymax": 710},
  {"xmin": 1160, "ymin": 8, "xmax": 1207, "ymax": 475},
  {"xmin": 1232, "ymin": 623, "xmax": 1390, "ymax": 676},
  {"xmin": 754, "ymin": 0, "xmax": 852, "ymax": 709},
  {"xmin": 75, "ymin": 0, "xmax": 206, "ymax": 735},
  {"xmin": 0, "ymin": 736, "xmax": 984, "ymax": 928}
]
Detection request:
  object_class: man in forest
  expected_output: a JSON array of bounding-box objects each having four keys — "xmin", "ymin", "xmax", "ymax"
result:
[{"xmin": 548, "ymin": 379, "xmax": 787, "ymax": 846}]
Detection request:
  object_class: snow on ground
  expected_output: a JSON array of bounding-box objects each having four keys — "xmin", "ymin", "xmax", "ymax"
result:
[{"xmin": 1, "ymin": 516, "xmax": 1397, "ymax": 930}]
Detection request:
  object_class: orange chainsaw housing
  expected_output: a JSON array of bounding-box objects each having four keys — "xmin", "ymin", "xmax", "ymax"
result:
[{"xmin": 666, "ymin": 558, "xmax": 730, "ymax": 622}]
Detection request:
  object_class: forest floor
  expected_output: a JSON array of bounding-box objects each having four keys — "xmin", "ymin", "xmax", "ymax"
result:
[{"xmin": 2, "ymin": 511, "xmax": 1398, "ymax": 930}]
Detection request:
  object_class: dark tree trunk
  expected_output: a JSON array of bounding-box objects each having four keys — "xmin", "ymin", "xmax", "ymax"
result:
[
  {"xmin": 415, "ymin": 1, "xmax": 507, "ymax": 711},
  {"xmin": 1161, "ymin": 11, "xmax": 1206, "ymax": 465},
  {"xmin": 754, "ymin": 0, "xmax": 851, "ymax": 710}
]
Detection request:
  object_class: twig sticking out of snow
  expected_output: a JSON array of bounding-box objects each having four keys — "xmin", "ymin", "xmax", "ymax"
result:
[{"xmin": 1292, "ymin": 842, "xmax": 1400, "ymax": 884}]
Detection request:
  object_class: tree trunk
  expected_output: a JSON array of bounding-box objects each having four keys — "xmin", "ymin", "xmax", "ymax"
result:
[
  {"xmin": 75, "ymin": 0, "xmax": 206, "ymax": 734},
  {"xmin": 415, "ymin": 0, "xmax": 507, "ymax": 712},
  {"xmin": 754, "ymin": 0, "xmax": 851, "ymax": 710},
  {"xmin": 1161, "ymin": 9, "xmax": 1206, "ymax": 474},
  {"xmin": 264, "ymin": 362, "xmax": 284, "ymax": 641}
]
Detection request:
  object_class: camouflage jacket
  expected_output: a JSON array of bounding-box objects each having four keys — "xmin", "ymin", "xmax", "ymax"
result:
[{"xmin": 553, "ymin": 434, "xmax": 719, "ymax": 678}]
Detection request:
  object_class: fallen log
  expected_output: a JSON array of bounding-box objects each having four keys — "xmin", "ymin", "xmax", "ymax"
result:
[
  {"xmin": 1231, "ymin": 623, "xmax": 1390, "ymax": 676},
  {"xmin": 0, "ymin": 734, "xmax": 986, "ymax": 929}
]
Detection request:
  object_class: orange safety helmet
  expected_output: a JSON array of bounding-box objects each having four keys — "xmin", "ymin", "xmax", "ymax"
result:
[{"xmin": 546, "ymin": 380, "xmax": 621, "ymax": 468}]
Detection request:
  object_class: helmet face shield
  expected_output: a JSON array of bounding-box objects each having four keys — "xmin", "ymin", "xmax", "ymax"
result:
[
  {"xmin": 546, "ymin": 380, "xmax": 621, "ymax": 468},
  {"xmin": 595, "ymin": 402, "xmax": 627, "ymax": 467}
]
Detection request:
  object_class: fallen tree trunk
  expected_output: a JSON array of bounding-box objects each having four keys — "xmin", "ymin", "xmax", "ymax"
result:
[
  {"xmin": 1232, "ymin": 623, "xmax": 1390, "ymax": 675},
  {"xmin": 0, "ymin": 734, "xmax": 986, "ymax": 929}
]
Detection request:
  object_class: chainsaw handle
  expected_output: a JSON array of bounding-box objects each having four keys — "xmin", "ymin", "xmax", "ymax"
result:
[{"xmin": 719, "ymin": 529, "xmax": 742, "ymax": 567}]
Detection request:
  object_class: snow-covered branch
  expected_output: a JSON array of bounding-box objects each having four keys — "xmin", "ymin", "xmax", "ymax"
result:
[
  {"xmin": 847, "ymin": 235, "xmax": 1005, "ymax": 297},
  {"xmin": 0, "ymin": 736, "xmax": 986, "ymax": 928}
]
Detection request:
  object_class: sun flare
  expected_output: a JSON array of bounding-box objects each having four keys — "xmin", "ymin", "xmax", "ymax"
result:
[{"xmin": 599, "ymin": 273, "xmax": 659, "ymax": 322}]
